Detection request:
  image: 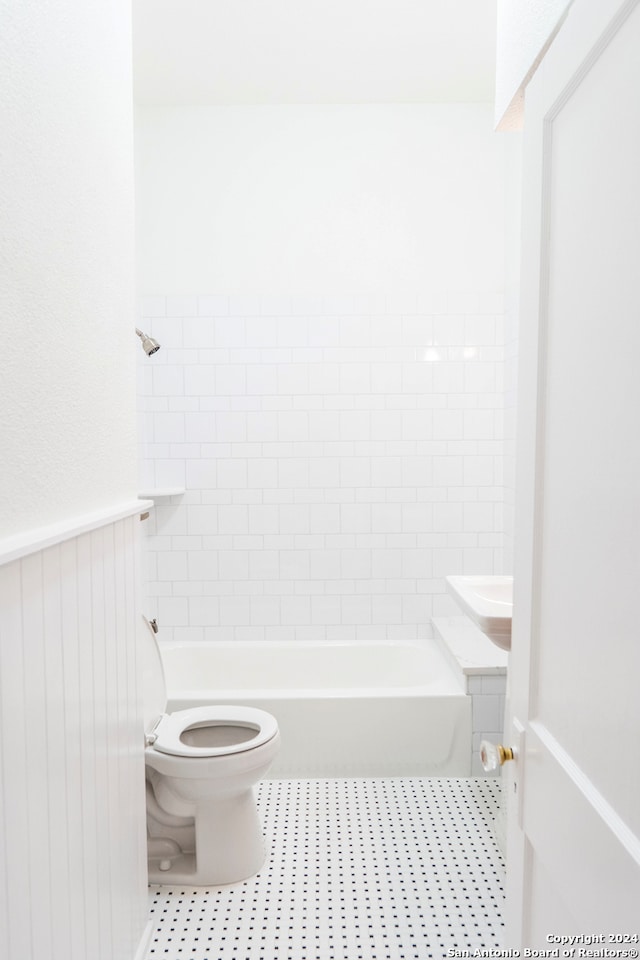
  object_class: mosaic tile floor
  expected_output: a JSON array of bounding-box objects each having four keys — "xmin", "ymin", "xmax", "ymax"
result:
[{"xmin": 146, "ymin": 777, "xmax": 505, "ymax": 959}]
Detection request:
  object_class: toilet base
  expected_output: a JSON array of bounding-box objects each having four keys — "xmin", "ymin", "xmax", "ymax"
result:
[
  {"xmin": 148, "ymin": 852, "xmax": 197, "ymax": 884},
  {"xmin": 147, "ymin": 786, "xmax": 267, "ymax": 885}
]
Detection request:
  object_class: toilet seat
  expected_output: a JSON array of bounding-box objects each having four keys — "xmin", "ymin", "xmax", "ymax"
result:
[{"xmin": 151, "ymin": 705, "xmax": 279, "ymax": 758}]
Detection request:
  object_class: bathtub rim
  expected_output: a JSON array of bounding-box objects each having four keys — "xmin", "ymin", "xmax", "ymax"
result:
[{"xmin": 159, "ymin": 636, "xmax": 466, "ymax": 701}]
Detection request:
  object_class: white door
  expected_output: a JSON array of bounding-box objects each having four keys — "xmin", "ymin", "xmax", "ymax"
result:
[{"xmin": 506, "ymin": 0, "xmax": 640, "ymax": 945}]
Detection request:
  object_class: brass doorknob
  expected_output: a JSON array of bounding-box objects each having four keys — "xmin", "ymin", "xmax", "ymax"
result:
[{"xmin": 480, "ymin": 740, "xmax": 515, "ymax": 772}]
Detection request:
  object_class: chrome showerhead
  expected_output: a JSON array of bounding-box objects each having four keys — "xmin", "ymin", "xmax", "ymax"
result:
[{"xmin": 135, "ymin": 327, "xmax": 161, "ymax": 356}]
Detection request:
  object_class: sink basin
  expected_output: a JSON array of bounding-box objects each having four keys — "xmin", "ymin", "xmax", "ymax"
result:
[{"xmin": 445, "ymin": 575, "xmax": 513, "ymax": 650}]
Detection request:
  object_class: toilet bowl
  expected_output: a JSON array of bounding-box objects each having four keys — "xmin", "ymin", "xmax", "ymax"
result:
[{"xmin": 141, "ymin": 617, "xmax": 280, "ymax": 885}]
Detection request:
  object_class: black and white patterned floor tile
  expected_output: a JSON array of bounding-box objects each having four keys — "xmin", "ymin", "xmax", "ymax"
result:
[{"xmin": 146, "ymin": 777, "xmax": 505, "ymax": 959}]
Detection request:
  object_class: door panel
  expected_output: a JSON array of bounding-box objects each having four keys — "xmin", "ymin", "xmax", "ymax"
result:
[
  {"xmin": 534, "ymin": 0, "xmax": 640, "ymax": 824},
  {"xmin": 508, "ymin": 0, "xmax": 640, "ymax": 943},
  {"xmin": 527, "ymin": 853, "xmax": 576, "ymax": 945},
  {"xmin": 523, "ymin": 724, "xmax": 640, "ymax": 930}
]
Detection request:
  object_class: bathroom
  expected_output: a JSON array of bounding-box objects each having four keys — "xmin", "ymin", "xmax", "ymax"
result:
[{"xmin": 1, "ymin": 0, "xmax": 638, "ymax": 957}]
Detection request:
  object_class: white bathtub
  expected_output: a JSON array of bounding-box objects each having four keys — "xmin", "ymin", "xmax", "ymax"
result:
[{"xmin": 160, "ymin": 638, "xmax": 471, "ymax": 779}]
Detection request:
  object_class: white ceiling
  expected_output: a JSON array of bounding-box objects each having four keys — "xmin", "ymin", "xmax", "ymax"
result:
[{"xmin": 133, "ymin": 0, "xmax": 497, "ymax": 106}]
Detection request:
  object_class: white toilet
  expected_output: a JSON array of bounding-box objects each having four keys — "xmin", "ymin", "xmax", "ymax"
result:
[{"xmin": 141, "ymin": 616, "xmax": 280, "ymax": 885}]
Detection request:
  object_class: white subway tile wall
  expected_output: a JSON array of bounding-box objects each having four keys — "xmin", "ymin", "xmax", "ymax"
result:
[{"xmin": 138, "ymin": 294, "xmax": 504, "ymax": 643}]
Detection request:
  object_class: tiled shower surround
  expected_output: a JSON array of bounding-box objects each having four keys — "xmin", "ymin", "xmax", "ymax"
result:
[{"xmin": 138, "ymin": 293, "xmax": 504, "ymax": 643}]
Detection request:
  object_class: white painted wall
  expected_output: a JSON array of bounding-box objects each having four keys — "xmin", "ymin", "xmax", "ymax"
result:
[
  {"xmin": 495, "ymin": 0, "xmax": 573, "ymax": 129},
  {"xmin": 135, "ymin": 105, "xmax": 505, "ymax": 297},
  {"xmin": 0, "ymin": 0, "xmax": 138, "ymax": 540},
  {"xmin": 0, "ymin": 2, "xmax": 148, "ymax": 958},
  {"xmin": 133, "ymin": 0, "xmax": 497, "ymax": 107}
]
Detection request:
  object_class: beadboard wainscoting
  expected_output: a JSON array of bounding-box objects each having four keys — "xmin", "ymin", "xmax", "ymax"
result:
[{"xmin": 0, "ymin": 506, "xmax": 149, "ymax": 960}]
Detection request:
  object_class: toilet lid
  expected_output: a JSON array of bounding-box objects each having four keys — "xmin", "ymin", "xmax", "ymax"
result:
[{"xmin": 152, "ymin": 705, "xmax": 279, "ymax": 758}]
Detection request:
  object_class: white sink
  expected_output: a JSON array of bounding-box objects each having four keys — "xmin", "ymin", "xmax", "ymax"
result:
[{"xmin": 445, "ymin": 575, "xmax": 513, "ymax": 650}]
